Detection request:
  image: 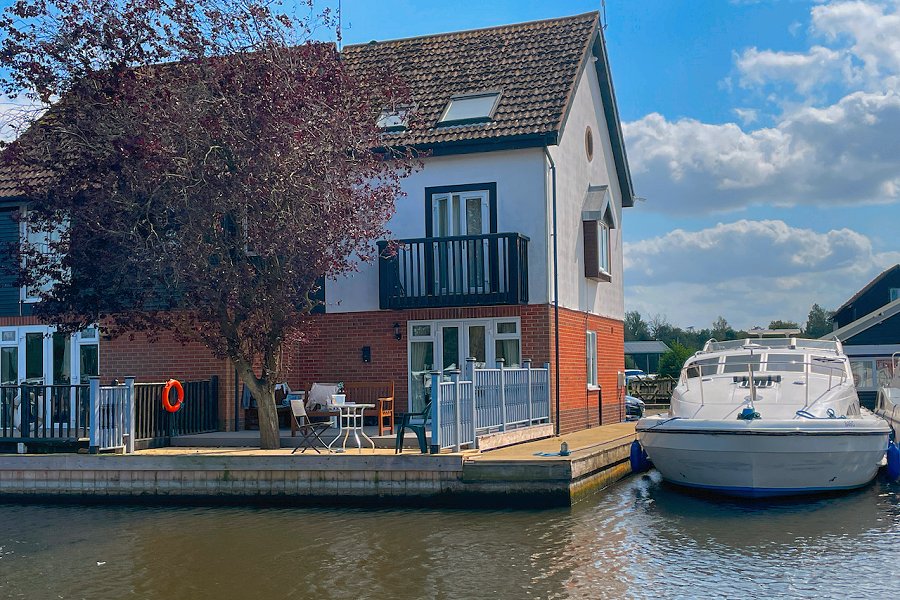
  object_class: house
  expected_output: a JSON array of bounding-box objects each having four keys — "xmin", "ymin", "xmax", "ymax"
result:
[
  {"xmin": 0, "ymin": 11, "xmax": 634, "ymax": 435},
  {"xmin": 828, "ymin": 264, "xmax": 900, "ymax": 407},
  {"xmin": 624, "ymin": 341, "xmax": 670, "ymax": 374}
]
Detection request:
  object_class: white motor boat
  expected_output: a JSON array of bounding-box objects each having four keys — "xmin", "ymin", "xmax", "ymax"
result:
[
  {"xmin": 636, "ymin": 335, "xmax": 890, "ymax": 497},
  {"xmin": 875, "ymin": 353, "xmax": 900, "ymax": 440}
]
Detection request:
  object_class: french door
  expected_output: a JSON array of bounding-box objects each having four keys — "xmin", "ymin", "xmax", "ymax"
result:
[
  {"xmin": 408, "ymin": 319, "xmax": 517, "ymax": 412},
  {"xmin": 431, "ymin": 191, "xmax": 491, "ymax": 294}
]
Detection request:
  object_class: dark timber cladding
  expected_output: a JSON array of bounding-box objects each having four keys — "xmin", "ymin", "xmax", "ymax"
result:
[{"xmin": 0, "ymin": 208, "xmax": 18, "ymax": 315}]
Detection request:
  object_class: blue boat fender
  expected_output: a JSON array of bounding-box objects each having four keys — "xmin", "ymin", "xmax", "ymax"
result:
[
  {"xmin": 630, "ymin": 440, "xmax": 651, "ymax": 474},
  {"xmin": 886, "ymin": 441, "xmax": 900, "ymax": 481}
]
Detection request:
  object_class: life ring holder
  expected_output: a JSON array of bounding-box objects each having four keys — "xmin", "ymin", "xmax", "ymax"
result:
[{"xmin": 162, "ymin": 379, "xmax": 184, "ymax": 413}]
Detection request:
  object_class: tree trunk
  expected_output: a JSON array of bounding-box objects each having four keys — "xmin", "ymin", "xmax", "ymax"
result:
[
  {"xmin": 235, "ymin": 360, "xmax": 281, "ymax": 450},
  {"xmin": 255, "ymin": 386, "xmax": 281, "ymax": 450}
]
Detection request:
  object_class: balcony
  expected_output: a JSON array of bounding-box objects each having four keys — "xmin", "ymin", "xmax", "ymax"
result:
[{"xmin": 378, "ymin": 233, "xmax": 529, "ymax": 309}]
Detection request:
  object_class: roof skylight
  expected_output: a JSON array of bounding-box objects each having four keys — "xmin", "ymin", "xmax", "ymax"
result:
[
  {"xmin": 377, "ymin": 106, "xmax": 411, "ymax": 131},
  {"xmin": 438, "ymin": 92, "xmax": 501, "ymax": 125}
]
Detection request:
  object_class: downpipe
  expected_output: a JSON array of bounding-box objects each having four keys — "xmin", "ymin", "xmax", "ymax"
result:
[{"xmin": 544, "ymin": 146, "xmax": 561, "ymax": 436}]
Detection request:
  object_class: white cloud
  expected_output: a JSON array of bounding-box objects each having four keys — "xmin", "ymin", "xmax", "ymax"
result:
[
  {"xmin": 624, "ymin": 220, "xmax": 900, "ymax": 328},
  {"xmin": 736, "ymin": 45, "xmax": 858, "ymax": 94},
  {"xmin": 625, "ymin": 90, "xmax": 900, "ymax": 213}
]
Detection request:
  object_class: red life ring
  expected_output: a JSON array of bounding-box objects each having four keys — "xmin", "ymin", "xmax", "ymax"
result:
[{"xmin": 162, "ymin": 379, "xmax": 184, "ymax": 413}]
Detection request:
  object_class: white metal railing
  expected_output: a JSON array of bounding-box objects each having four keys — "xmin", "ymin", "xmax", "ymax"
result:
[
  {"xmin": 88, "ymin": 377, "xmax": 135, "ymax": 454},
  {"xmin": 430, "ymin": 359, "xmax": 551, "ymax": 452}
]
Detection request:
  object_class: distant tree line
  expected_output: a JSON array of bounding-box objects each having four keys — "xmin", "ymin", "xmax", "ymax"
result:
[{"xmin": 625, "ymin": 304, "xmax": 835, "ymax": 378}]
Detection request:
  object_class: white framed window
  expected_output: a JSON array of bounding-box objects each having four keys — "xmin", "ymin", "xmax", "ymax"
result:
[
  {"xmin": 586, "ymin": 330, "xmax": 598, "ymax": 387},
  {"xmin": 495, "ymin": 320, "xmax": 521, "ymax": 368},
  {"xmin": 598, "ymin": 221, "xmax": 610, "ymax": 275},
  {"xmin": 377, "ymin": 105, "xmax": 412, "ymax": 131},
  {"xmin": 20, "ymin": 209, "xmax": 66, "ymax": 303}
]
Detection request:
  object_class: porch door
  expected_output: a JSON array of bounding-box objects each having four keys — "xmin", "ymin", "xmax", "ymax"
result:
[{"xmin": 432, "ymin": 192, "xmax": 490, "ymax": 294}]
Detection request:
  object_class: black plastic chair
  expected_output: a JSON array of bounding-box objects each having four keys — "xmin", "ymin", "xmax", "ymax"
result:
[{"xmin": 394, "ymin": 401, "xmax": 432, "ymax": 454}]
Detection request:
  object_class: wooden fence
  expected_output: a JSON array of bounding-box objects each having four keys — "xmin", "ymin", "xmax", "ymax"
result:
[
  {"xmin": 134, "ymin": 377, "xmax": 219, "ymax": 446},
  {"xmin": 0, "ymin": 377, "xmax": 218, "ymax": 452}
]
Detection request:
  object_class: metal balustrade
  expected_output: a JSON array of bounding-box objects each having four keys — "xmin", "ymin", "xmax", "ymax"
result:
[
  {"xmin": 430, "ymin": 358, "xmax": 551, "ymax": 452},
  {"xmin": 378, "ymin": 233, "xmax": 529, "ymax": 309}
]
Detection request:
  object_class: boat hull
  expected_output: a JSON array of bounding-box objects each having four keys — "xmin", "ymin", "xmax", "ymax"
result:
[{"xmin": 636, "ymin": 418, "xmax": 889, "ymax": 498}]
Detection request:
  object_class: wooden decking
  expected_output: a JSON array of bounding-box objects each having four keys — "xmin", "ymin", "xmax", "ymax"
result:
[{"xmin": 0, "ymin": 422, "xmax": 638, "ymax": 507}]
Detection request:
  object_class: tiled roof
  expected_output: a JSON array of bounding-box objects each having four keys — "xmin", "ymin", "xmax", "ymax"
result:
[
  {"xmin": 0, "ymin": 164, "xmax": 51, "ymax": 199},
  {"xmin": 342, "ymin": 12, "xmax": 599, "ymax": 150}
]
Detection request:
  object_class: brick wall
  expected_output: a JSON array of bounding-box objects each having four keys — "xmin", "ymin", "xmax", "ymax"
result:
[
  {"xmin": 292, "ymin": 303, "xmax": 623, "ymax": 434},
  {"xmin": 548, "ymin": 306, "xmax": 625, "ymax": 433},
  {"xmin": 99, "ymin": 330, "xmax": 236, "ymax": 431}
]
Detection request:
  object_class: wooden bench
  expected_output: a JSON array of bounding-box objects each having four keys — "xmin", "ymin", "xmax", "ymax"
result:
[{"xmin": 294, "ymin": 381, "xmax": 395, "ymax": 437}]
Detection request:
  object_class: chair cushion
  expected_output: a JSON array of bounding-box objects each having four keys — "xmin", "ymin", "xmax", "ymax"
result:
[{"xmin": 307, "ymin": 383, "xmax": 339, "ymax": 411}]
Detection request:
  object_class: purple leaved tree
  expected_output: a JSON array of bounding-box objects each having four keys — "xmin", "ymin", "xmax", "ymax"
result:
[{"xmin": 0, "ymin": 0, "xmax": 415, "ymax": 448}]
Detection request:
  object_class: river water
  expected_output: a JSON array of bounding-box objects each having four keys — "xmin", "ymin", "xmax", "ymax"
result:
[{"xmin": 2, "ymin": 471, "xmax": 899, "ymax": 599}]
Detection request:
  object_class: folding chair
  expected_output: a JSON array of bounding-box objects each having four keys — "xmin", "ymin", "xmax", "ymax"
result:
[{"xmin": 290, "ymin": 399, "xmax": 332, "ymax": 454}]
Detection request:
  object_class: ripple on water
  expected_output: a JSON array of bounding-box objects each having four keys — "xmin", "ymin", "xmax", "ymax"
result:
[{"xmin": 1, "ymin": 475, "xmax": 900, "ymax": 599}]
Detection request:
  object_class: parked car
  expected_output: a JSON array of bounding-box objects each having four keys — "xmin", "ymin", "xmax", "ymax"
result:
[
  {"xmin": 625, "ymin": 395, "xmax": 645, "ymax": 420},
  {"xmin": 624, "ymin": 369, "xmax": 646, "ymax": 383}
]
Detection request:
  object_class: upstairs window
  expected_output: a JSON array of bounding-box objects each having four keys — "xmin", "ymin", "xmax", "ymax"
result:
[
  {"xmin": 438, "ymin": 92, "xmax": 501, "ymax": 126},
  {"xmin": 891, "ymin": 288, "xmax": 899, "ymax": 302},
  {"xmin": 583, "ymin": 213, "xmax": 612, "ymax": 282}
]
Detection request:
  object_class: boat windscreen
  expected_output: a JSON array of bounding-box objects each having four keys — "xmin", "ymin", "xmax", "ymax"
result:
[
  {"xmin": 685, "ymin": 358, "xmax": 719, "ymax": 378},
  {"xmin": 722, "ymin": 354, "xmax": 761, "ymax": 373},
  {"xmin": 766, "ymin": 354, "xmax": 805, "ymax": 372}
]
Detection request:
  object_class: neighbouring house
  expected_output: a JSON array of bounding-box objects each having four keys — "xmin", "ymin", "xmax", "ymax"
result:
[
  {"xmin": 0, "ymin": 11, "xmax": 634, "ymax": 435},
  {"xmin": 828, "ymin": 264, "xmax": 900, "ymax": 407},
  {"xmin": 624, "ymin": 341, "xmax": 670, "ymax": 374}
]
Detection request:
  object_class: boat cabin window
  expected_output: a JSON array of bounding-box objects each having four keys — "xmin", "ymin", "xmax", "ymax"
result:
[
  {"xmin": 766, "ymin": 353, "xmax": 804, "ymax": 372},
  {"xmin": 722, "ymin": 354, "xmax": 761, "ymax": 374},
  {"xmin": 685, "ymin": 358, "xmax": 719, "ymax": 378}
]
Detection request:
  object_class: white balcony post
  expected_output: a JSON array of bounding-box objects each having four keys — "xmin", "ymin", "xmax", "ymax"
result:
[
  {"xmin": 544, "ymin": 362, "xmax": 551, "ymax": 422},
  {"xmin": 89, "ymin": 377, "xmax": 100, "ymax": 454},
  {"xmin": 496, "ymin": 358, "xmax": 507, "ymax": 431},
  {"xmin": 450, "ymin": 369, "xmax": 461, "ymax": 452},
  {"xmin": 467, "ymin": 357, "xmax": 478, "ymax": 445},
  {"xmin": 124, "ymin": 377, "xmax": 135, "ymax": 454},
  {"xmin": 429, "ymin": 371, "xmax": 441, "ymax": 454},
  {"xmin": 524, "ymin": 359, "xmax": 533, "ymax": 425}
]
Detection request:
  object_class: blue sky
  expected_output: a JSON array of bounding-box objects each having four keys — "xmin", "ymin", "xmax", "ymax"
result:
[
  {"xmin": 332, "ymin": 0, "xmax": 899, "ymax": 330},
  {"xmin": 2, "ymin": 0, "xmax": 898, "ymax": 330}
]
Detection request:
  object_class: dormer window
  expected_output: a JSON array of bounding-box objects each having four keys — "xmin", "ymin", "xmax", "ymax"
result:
[
  {"xmin": 438, "ymin": 92, "xmax": 501, "ymax": 126},
  {"xmin": 377, "ymin": 106, "xmax": 411, "ymax": 131}
]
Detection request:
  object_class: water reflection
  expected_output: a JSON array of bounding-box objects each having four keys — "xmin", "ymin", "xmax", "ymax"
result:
[{"xmin": 2, "ymin": 475, "xmax": 900, "ymax": 599}]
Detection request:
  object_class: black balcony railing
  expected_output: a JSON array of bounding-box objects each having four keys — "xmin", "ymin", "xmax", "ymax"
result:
[{"xmin": 378, "ymin": 233, "xmax": 529, "ymax": 309}]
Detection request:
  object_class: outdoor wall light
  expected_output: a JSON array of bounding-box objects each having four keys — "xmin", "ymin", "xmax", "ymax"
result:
[{"xmin": 393, "ymin": 322, "xmax": 402, "ymax": 340}]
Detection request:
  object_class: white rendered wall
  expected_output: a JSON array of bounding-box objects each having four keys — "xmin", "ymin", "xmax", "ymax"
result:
[
  {"xmin": 327, "ymin": 148, "xmax": 550, "ymax": 312},
  {"xmin": 546, "ymin": 62, "xmax": 625, "ymax": 321}
]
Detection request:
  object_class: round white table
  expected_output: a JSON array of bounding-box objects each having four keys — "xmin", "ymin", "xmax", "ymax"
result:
[{"xmin": 326, "ymin": 403, "xmax": 375, "ymax": 452}]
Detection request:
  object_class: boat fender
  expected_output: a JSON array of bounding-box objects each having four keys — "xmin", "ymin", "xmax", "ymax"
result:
[
  {"xmin": 737, "ymin": 407, "xmax": 761, "ymax": 420},
  {"xmin": 887, "ymin": 442, "xmax": 900, "ymax": 481},
  {"xmin": 630, "ymin": 440, "xmax": 651, "ymax": 474}
]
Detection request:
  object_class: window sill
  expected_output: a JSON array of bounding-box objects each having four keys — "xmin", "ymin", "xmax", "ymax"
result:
[
  {"xmin": 587, "ymin": 271, "xmax": 612, "ymax": 283},
  {"xmin": 587, "ymin": 385, "xmax": 601, "ymax": 392}
]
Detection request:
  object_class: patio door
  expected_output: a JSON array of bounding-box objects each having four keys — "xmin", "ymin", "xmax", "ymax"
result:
[{"xmin": 431, "ymin": 191, "xmax": 491, "ymax": 294}]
